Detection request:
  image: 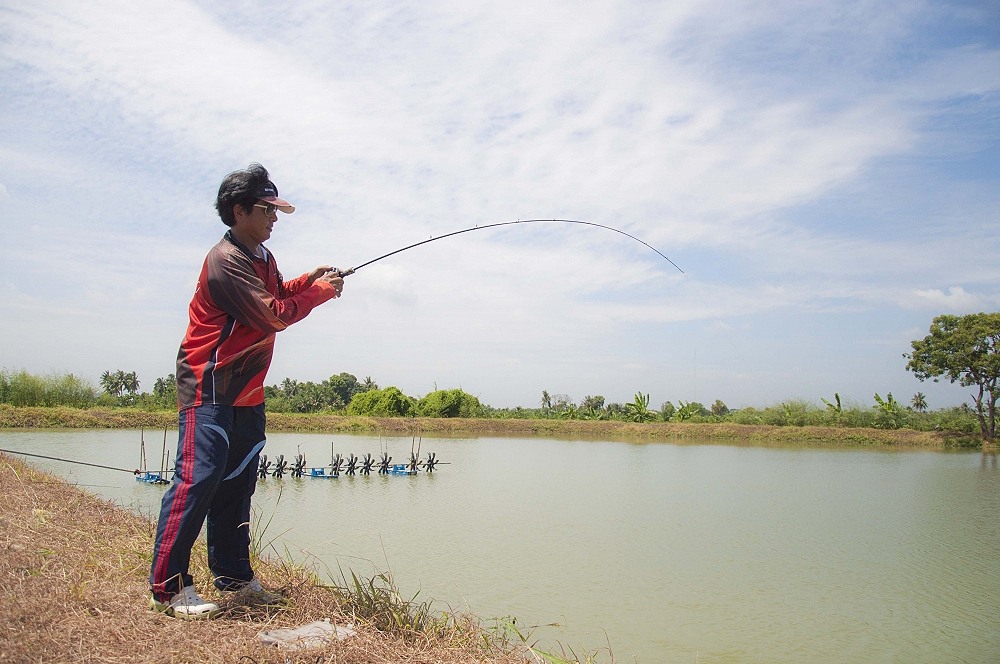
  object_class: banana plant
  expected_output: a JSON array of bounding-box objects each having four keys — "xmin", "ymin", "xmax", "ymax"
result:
[
  {"xmin": 626, "ymin": 392, "xmax": 654, "ymax": 422},
  {"xmin": 674, "ymin": 400, "xmax": 702, "ymax": 422},
  {"xmin": 873, "ymin": 392, "xmax": 905, "ymax": 429}
]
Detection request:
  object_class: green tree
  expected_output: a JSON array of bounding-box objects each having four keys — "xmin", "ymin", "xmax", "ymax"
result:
[
  {"xmin": 905, "ymin": 313, "xmax": 1000, "ymax": 441},
  {"xmin": 289, "ymin": 381, "xmax": 331, "ymax": 412},
  {"xmin": 324, "ymin": 372, "xmax": 364, "ymax": 406},
  {"xmin": 152, "ymin": 374, "xmax": 177, "ymax": 409},
  {"xmin": 417, "ymin": 389, "xmax": 483, "ymax": 418},
  {"xmin": 910, "ymin": 392, "xmax": 928, "ymax": 412},
  {"xmin": 346, "ymin": 386, "xmax": 416, "ymax": 417},
  {"xmin": 711, "ymin": 399, "xmax": 730, "ymax": 417},
  {"xmin": 99, "ymin": 370, "xmax": 120, "ymax": 397},
  {"xmin": 100, "ymin": 370, "xmax": 140, "ymax": 405},
  {"xmin": 580, "ymin": 395, "xmax": 605, "ymax": 412}
]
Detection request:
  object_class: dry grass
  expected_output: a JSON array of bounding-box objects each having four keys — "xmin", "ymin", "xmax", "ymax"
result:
[{"xmin": 0, "ymin": 453, "xmax": 535, "ymax": 664}]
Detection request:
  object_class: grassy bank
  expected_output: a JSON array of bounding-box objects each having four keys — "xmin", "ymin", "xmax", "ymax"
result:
[
  {"xmin": 0, "ymin": 452, "xmax": 548, "ymax": 664},
  {"xmin": 0, "ymin": 404, "xmax": 981, "ymax": 448}
]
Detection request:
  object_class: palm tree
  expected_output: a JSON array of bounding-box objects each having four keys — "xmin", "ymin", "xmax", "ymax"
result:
[
  {"xmin": 911, "ymin": 392, "xmax": 928, "ymax": 412},
  {"xmin": 99, "ymin": 370, "xmax": 120, "ymax": 397},
  {"xmin": 121, "ymin": 371, "xmax": 140, "ymax": 396}
]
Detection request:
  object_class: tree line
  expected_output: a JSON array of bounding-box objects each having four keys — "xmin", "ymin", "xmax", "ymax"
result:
[
  {"xmin": 0, "ymin": 366, "xmax": 982, "ymax": 436},
  {"xmin": 1, "ymin": 312, "xmax": 997, "ymax": 440}
]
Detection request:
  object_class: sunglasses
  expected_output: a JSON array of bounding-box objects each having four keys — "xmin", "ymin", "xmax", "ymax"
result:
[{"xmin": 253, "ymin": 202, "xmax": 278, "ymax": 216}]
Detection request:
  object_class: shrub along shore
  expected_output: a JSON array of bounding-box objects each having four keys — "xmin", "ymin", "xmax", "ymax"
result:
[{"xmin": 0, "ymin": 404, "xmax": 983, "ymax": 448}]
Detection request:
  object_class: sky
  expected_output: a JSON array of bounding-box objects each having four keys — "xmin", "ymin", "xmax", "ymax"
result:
[{"xmin": 1, "ymin": 0, "xmax": 998, "ymax": 411}]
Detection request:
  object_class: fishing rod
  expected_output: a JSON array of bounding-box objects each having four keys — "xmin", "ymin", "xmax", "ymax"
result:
[
  {"xmin": 0, "ymin": 448, "xmax": 141, "ymax": 475},
  {"xmin": 334, "ymin": 218, "xmax": 684, "ymax": 278}
]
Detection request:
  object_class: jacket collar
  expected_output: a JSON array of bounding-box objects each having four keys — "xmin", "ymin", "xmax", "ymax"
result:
[{"xmin": 225, "ymin": 229, "xmax": 269, "ymax": 262}]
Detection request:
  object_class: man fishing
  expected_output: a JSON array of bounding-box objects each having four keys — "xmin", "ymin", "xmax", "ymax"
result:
[{"xmin": 149, "ymin": 163, "xmax": 344, "ymax": 619}]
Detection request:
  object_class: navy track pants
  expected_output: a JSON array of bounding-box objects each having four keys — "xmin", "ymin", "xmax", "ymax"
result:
[{"xmin": 149, "ymin": 403, "xmax": 266, "ymax": 601}]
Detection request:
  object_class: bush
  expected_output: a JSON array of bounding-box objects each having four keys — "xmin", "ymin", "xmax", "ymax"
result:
[
  {"xmin": 838, "ymin": 407, "xmax": 879, "ymax": 429},
  {"xmin": 925, "ymin": 405, "xmax": 979, "ymax": 434},
  {"xmin": 346, "ymin": 387, "xmax": 416, "ymax": 417},
  {"xmin": 0, "ymin": 369, "xmax": 99, "ymax": 408},
  {"xmin": 416, "ymin": 389, "xmax": 484, "ymax": 418}
]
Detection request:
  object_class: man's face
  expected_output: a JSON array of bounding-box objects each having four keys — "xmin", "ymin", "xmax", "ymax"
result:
[{"xmin": 234, "ymin": 200, "xmax": 277, "ymax": 246}]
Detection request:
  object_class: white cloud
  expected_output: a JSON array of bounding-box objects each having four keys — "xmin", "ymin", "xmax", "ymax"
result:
[
  {"xmin": 0, "ymin": 0, "xmax": 997, "ymax": 407},
  {"xmin": 906, "ymin": 287, "xmax": 993, "ymax": 312}
]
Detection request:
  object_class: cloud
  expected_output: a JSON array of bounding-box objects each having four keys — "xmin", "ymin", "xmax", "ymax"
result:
[
  {"xmin": 1, "ymin": 0, "xmax": 997, "ymax": 407},
  {"xmin": 905, "ymin": 286, "xmax": 995, "ymax": 312}
]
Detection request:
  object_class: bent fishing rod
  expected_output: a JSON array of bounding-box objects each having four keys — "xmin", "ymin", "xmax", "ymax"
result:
[{"xmin": 333, "ymin": 218, "xmax": 684, "ymax": 278}]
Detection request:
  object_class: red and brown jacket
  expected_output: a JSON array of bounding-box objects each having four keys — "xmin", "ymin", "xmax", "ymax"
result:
[{"xmin": 175, "ymin": 231, "xmax": 336, "ymax": 409}]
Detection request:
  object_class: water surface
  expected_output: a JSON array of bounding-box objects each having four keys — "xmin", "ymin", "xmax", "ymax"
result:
[{"xmin": 1, "ymin": 430, "xmax": 996, "ymax": 663}]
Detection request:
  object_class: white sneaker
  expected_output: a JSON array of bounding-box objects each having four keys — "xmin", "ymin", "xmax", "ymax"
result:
[
  {"xmin": 150, "ymin": 585, "xmax": 221, "ymax": 620},
  {"xmin": 229, "ymin": 577, "xmax": 285, "ymax": 606}
]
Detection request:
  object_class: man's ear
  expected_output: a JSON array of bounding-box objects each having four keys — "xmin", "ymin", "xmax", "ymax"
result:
[{"xmin": 232, "ymin": 202, "xmax": 249, "ymax": 225}]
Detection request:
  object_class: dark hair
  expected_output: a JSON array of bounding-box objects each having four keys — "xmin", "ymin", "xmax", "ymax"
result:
[{"xmin": 215, "ymin": 163, "xmax": 276, "ymax": 227}]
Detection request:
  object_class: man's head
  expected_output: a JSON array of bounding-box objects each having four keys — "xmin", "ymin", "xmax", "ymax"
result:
[{"xmin": 215, "ymin": 163, "xmax": 295, "ymax": 227}]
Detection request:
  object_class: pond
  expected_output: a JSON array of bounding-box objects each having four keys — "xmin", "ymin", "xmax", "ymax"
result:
[{"xmin": 1, "ymin": 429, "xmax": 997, "ymax": 663}]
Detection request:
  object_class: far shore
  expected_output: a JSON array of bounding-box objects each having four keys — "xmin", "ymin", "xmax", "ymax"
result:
[{"xmin": 0, "ymin": 404, "xmax": 983, "ymax": 448}]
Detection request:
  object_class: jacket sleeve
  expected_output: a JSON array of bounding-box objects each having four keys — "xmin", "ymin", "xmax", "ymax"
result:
[
  {"xmin": 281, "ymin": 272, "xmax": 317, "ymax": 297},
  {"xmin": 205, "ymin": 249, "xmax": 337, "ymax": 334}
]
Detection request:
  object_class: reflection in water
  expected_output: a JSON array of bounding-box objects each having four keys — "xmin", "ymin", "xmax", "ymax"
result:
[{"xmin": 0, "ymin": 430, "xmax": 997, "ymax": 664}]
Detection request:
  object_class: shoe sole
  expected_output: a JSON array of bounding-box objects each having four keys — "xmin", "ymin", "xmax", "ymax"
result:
[{"xmin": 149, "ymin": 596, "xmax": 222, "ymax": 620}]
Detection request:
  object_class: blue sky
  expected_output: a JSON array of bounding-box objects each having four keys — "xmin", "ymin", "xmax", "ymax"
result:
[{"xmin": 1, "ymin": 0, "xmax": 998, "ymax": 411}]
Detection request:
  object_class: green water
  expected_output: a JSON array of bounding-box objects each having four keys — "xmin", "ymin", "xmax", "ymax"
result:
[{"xmin": 2, "ymin": 430, "xmax": 997, "ymax": 663}]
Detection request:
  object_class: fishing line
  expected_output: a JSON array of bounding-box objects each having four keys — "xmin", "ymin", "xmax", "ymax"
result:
[
  {"xmin": 335, "ymin": 218, "xmax": 684, "ymax": 277},
  {"xmin": 0, "ymin": 448, "xmax": 139, "ymax": 474}
]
